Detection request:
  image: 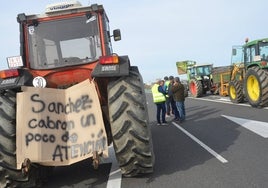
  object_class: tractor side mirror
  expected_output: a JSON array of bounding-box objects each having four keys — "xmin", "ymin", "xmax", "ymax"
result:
[
  {"xmin": 113, "ymin": 29, "xmax": 121, "ymax": 41},
  {"xmin": 17, "ymin": 13, "xmax": 27, "ymax": 23}
]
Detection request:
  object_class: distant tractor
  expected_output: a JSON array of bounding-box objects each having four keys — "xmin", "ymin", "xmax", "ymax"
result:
[
  {"xmin": 176, "ymin": 60, "xmax": 214, "ymax": 97},
  {"xmin": 229, "ymin": 38, "xmax": 268, "ymax": 107}
]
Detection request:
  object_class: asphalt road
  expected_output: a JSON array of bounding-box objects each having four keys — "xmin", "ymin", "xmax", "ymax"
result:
[{"xmin": 42, "ymin": 93, "xmax": 268, "ymax": 188}]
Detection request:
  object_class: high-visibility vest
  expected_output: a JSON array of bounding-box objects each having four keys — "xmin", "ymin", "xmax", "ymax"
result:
[
  {"xmin": 151, "ymin": 84, "xmax": 166, "ymax": 103},
  {"xmin": 164, "ymin": 80, "xmax": 170, "ymax": 93},
  {"xmin": 164, "ymin": 80, "xmax": 170, "ymax": 97}
]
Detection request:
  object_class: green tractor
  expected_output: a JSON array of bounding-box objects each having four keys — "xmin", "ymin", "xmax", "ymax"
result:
[
  {"xmin": 176, "ymin": 60, "xmax": 214, "ymax": 97},
  {"xmin": 229, "ymin": 38, "xmax": 268, "ymax": 107}
]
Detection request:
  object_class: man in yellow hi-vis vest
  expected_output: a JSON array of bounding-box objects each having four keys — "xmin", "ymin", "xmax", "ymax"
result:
[{"xmin": 151, "ymin": 79, "xmax": 167, "ymax": 125}]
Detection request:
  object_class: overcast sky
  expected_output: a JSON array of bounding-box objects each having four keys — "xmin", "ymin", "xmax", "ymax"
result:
[{"xmin": 1, "ymin": 0, "xmax": 268, "ymax": 83}]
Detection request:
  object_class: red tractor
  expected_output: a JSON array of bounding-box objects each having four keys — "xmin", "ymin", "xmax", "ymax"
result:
[{"xmin": 0, "ymin": 2, "xmax": 154, "ymax": 187}]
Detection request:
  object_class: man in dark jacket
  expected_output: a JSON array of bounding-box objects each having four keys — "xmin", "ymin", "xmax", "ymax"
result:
[
  {"xmin": 167, "ymin": 76, "xmax": 180, "ymax": 121},
  {"xmin": 172, "ymin": 77, "xmax": 186, "ymax": 122}
]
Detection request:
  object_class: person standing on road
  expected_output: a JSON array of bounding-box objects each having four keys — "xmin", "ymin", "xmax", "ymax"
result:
[
  {"xmin": 163, "ymin": 76, "xmax": 171, "ymax": 116},
  {"xmin": 172, "ymin": 77, "xmax": 186, "ymax": 122},
  {"xmin": 165, "ymin": 76, "xmax": 174, "ymax": 117},
  {"xmin": 151, "ymin": 79, "xmax": 168, "ymax": 125},
  {"xmin": 167, "ymin": 77, "xmax": 180, "ymax": 121},
  {"xmin": 163, "ymin": 76, "xmax": 169, "ymax": 92}
]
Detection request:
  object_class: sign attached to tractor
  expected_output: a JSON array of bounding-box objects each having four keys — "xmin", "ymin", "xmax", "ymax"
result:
[
  {"xmin": 16, "ymin": 79, "xmax": 108, "ymax": 168},
  {"xmin": 7, "ymin": 55, "xmax": 23, "ymax": 68}
]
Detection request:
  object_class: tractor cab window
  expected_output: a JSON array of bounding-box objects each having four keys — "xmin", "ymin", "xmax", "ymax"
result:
[
  {"xmin": 231, "ymin": 46, "xmax": 244, "ymax": 65},
  {"xmin": 204, "ymin": 66, "xmax": 212, "ymax": 75},
  {"xmin": 101, "ymin": 13, "xmax": 113, "ymax": 55},
  {"xmin": 196, "ymin": 66, "xmax": 211, "ymax": 76},
  {"xmin": 189, "ymin": 67, "xmax": 196, "ymax": 76},
  {"xmin": 259, "ymin": 42, "xmax": 268, "ymax": 60},
  {"xmin": 245, "ymin": 46, "xmax": 255, "ymax": 64},
  {"xmin": 27, "ymin": 14, "xmax": 102, "ymax": 69}
]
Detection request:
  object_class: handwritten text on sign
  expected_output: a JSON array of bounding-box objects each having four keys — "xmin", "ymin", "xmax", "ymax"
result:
[{"xmin": 16, "ymin": 80, "xmax": 108, "ymax": 168}]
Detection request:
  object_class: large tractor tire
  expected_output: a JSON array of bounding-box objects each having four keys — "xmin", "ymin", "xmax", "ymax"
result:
[
  {"xmin": 244, "ymin": 67, "xmax": 268, "ymax": 107},
  {"xmin": 189, "ymin": 79, "xmax": 203, "ymax": 97},
  {"xmin": 107, "ymin": 66, "xmax": 154, "ymax": 177},
  {"xmin": 0, "ymin": 90, "xmax": 50, "ymax": 187},
  {"xmin": 228, "ymin": 80, "xmax": 244, "ymax": 103}
]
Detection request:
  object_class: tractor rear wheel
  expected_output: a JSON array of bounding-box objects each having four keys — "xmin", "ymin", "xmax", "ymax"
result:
[
  {"xmin": 244, "ymin": 67, "xmax": 268, "ymax": 107},
  {"xmin": 228, "ymin": 80, "xmax": 244, "ymax": 103},
  {"xmin": 107, "ymin": 66, "xmax": 154, "ymax": 177},
  {"xmin": 0, "ymin": 90, "xmax": 51, "ymax": 188},
  {"xmin": 189, "ymin": 79, "xmax": 203, "ymax": 97}
]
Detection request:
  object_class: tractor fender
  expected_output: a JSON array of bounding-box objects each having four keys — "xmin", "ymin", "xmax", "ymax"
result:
[{"xmin": 92, "ymin": 55, "xmax": 130, "ymax": 77}]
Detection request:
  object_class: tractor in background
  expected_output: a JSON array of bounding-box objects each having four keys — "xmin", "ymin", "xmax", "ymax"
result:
[
  {"xmin": 176, "ymin": 39, "xmax": 268, "ymax": 107},
  {"xmin": 176, "ymin": 60, "xmax": 214, "ymax": 97},
  {"xmin": 228, "ymin": 38, "xmax": 268, "ymax": 107}
]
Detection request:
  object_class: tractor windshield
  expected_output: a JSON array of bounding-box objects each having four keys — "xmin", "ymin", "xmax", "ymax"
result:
[
  {"xmin": 194, "ymin": 65, "xmax": 212, "ymax": 76},
  {"xmin": 27, "ymin": 14, "xmax": 102, "ymax": 69}
]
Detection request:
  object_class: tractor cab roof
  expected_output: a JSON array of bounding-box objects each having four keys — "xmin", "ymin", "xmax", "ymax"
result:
[
  {"xmin": 244, "ymin": 38, "xmax": 268, "ymax": 47},
  {"xmin": 17, "ymin": 1, "xmax": 105, "ymax": 21},
  {"xmin": 45, "ymin": 1, "xmax": 83, "ymax": 13}
]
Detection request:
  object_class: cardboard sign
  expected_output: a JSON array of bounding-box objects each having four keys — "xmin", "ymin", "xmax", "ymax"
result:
[{"xmin": 16, "ymin": 79, "xmax": 108, "ymax": 169}]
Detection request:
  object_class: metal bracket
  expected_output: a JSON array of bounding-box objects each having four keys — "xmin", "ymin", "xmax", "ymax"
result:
[
  {"xmin": 92, "ymin": 151, "xmax": 100, "ymax": 169},
  {"xmin": 21, "ymin": 158, "xmax": 31, "ymax": 175}
]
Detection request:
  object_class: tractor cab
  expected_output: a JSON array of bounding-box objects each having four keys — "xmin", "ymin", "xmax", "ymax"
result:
[
  {"xmin": 188, "ymin": 64, "xmax": 213, "ymax": 79},
  {"xmin": 1, "ymin": 1, "xmax": 123, "ymax": 89},
  {"xmin": 231, "ymin": 38, "xmax": 268, "ymax": 69}
]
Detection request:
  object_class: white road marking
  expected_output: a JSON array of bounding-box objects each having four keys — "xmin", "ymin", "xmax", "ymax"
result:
[
  {"xmin": 102, "ymin": 144, "xmax": 122, "ymax": 188},
  {"xmin": 172, "ymin": 122, "xmax": 228, "ymax": 163},
  {"xmin": 189, "ymin": 97, "xmax": 246, "ymax": 106},
  {"xmin": 222, "ymin": 115, "xmax": 268, "ymax": 138},
  {"xmin": 188, "ymin": 97, "xmax": 268, "ymax": 109},
  {"xmin": 218, "ymin": 98, "xmax": 231, "ymax": 101}
]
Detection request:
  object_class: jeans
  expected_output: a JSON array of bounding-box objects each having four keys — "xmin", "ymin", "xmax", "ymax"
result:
[
  {"xmin": 165, "ymin": 97, "xmax": 171, "ymax": 115},
  {"xmin": 176, "ymin": 101, "xmax": 185, "ymax": 121},
  {"xmin": 156, "ymin": 102, "xmax": 166, "ymax": 123},
  {"xmin": 171, "ymin": 98, "xmax": 180, "ymax": 119}
]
